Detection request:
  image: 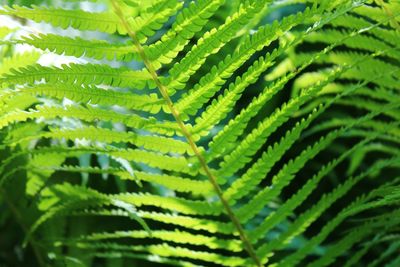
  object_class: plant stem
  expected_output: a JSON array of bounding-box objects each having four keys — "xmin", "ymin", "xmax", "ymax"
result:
[{"xmin": 111, "ymin": 1, "xmax": 263, "ymax": 266}]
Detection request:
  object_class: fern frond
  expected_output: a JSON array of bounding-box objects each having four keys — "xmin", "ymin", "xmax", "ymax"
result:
[
  {"xmin": 144, "ymin": 0, "xmax": 225, "ymax": 67},
  {"xmin": 73, "ymin": 209, "xmax": 233, "ymax": 235},
  {"xmin": 205, "ymin": 16, "xmax": 379, "ymax": 161},
  {"xmin": 18, "ymin": 33, "xmax": 139, "ymax": 62},
  {"xmin": 26, "ymin": 183, "xmax": 149, "ymax": 245},
  {"xmin": 6, "ymin": 84, "xmax": 165, "ymax": 114},
  {"xmin": 29, "ymin": 163, "xmax": 211, "ymax": 195},
  {"xmin": 115, "ymin": 193, "xmax": 220, "ymax": 216},
  {"xmin": 165, "ymin": 0, "xmax": 267, "ymax": 92},
  {"xmin": 23, "ymin": 145, "xmax": 194, "ymax": 175},
  {"xmin": 224, "ymin": 107, "xmax": 323, "ymax": 204},
  {"xmin": 236, "ymin": 108, "xmax": 398, "ymax": 224},
  {"xmin": 247, "ymin": 137, "xmax": 375, "ymax": 243},
  {"xmin": 78, "ymin": 229, "xmax": 242, "ymax": 252},
  {"xmin": 174, "ymin": 5, "xmax": 324, "ymax": 117},
  {"xmin": 276, "ymin": 160, "xmax": 400, "ymax": 266},
  {"xmin": 0, "ymin": 5, "xmax": 126, "ymax": 34},
  {"xmin": 0, "ymin": 51, "xmax": 41, "ymax": 76},
  {"xmin": 128, "ymin": 0, "xmax": 183, "ymax": 44},
  {"xmin": 0, "ymin": 105, "xmax": 179, "ymax": 136},
  {"xmin": 258, "ymin": 157, "xmax": 400, "ymax": 265},
  {"xmin": 3, "ymin": 126, "xmax": 193, "ymax": 155},
  {"xmin": 64, "ymin": 241, "xmax": 246, "ymax": 266},
  {"xmin": 119, "ymin": 172, "xmax": 212, "ymax": 195},
  {"xmin": 217, "ymin": 66, "xmax": 347, "ymax": 180},
  {"xmin": 0, "ymin": 63, "xmax": 151, "ymax": 89}
]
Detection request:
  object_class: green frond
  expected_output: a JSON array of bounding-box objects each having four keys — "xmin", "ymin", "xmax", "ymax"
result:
[
  {"xmin": 236, "ymin": 113, "xmax": 397, "ymax": 225},
  {"xmin": 217, "ymin": 65, "xmax": 347, "ymax": 180},
  {"xmin": 258, "ymin": 157, "xmax": 400, "ymax": 265},
  {"xmin": 137, "ymin": 210, "xmax": 233, "ymax": 235},
  {"xmin": 78, "ymin": 229, "xmax": 242, "ymax": 252},
  {"xmin": 64, "ymin": 242, "xmax": 246, "ymax": 266},
  {"xmin": 0, "ymin": 26, "xmax": 14, "ymax": 38},
  {"xmin": 353, "ymin": 3, "xmax": 400, "ymax": 28},
  {"xmin": 0, "ymin": 51, "xmax": 41, "ymax": 76},
  {"xmin": 145, "ymin": 0, "xmax": 226, "ymax": 67},
  {"xmin": 0, "ymin": 63, "xmax": 151, "ymax": 89},
  {"xmin": 0, "ymin": 5, "xmax": 126, "ymax": 34},
  {"xmin": 115, "ymin": 193, "xmax": 220, "ymax": 216},
  {"xmin": 26, "ymin": 152, "xmax": 67, "ymax": 196},
  {"xmin": 206, "ymin": 72, "xmax": 293, "ymax": 162},
  {"xmin": 3, "ymin": 126, "xmax": 192, "ymax": 155},
  {"xmin": 28, "ymin": 163, "xmax": 211, "ymax": 195},
  {"xmin": 304, "ymin": 29, "xmax": 400, "ymax": 60},
  {"xmin": 74, "ymin": 209, "xmax": 233, "ymax": 235},
  {"xmin": 247, "ymin": 138, "xmax": 374, "ymax": 243},
  {"xmin": 119, "ymin": 171, "xmax": 213, "ymax": 195},
  {"xmin": 174, "ymin": 5, "xmax": 324, "ymax": 118},
  {"xmin": 31, "ymin": 149, "xmax": 191, "ymax": 176},
  {"xmin": 0, "ymin": 105, "xmax": 179, "ymax": 136},
  {"xmin": 223, "ymin": 107, "xmax": 322, "ymax": 205},
  {"xmin": 27, "ymin": 183, "xmax": 149, "ymax": 243},
  {"xmin": 7, "ymin": 84, "xmax": 165, "ymax": 113},
  {"xmin": 128, "ymin": 0, "xmax": 183, "ymax": 44},
  {"xmin": 276, "ymin": 159, "xmax": 400, "ymax": 266},
  {"xmin": 107, "ymin": 148, "xmax": 194, "ymax": 174},
  {"xmin": 18, "ymin": 33, "xmax": 139, "ymax": 61},
  {"xmin": 165, "ymin": 1, "xmax": 268, "ymax": 92},
  {"xmin": 205, "ymin": 14, "xmax": 376, "ymax": 161},
  {"xmin": 186, "ymin": 0, "xmax": 368, "ymax": 107},
  {"xmin": 191, "ymin": 56, "xmax": 274, "ymax": 136},
  {"xmin": 331, "ymin": 13, "xmax": 400, "ymax": 47}
]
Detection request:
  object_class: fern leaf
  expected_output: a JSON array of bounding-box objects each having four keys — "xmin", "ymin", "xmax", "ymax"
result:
[
  {"xmin": 224, "ymin": 107, "xmax": 322, "ymax": 205},
  {"xmin": 128, "ymin": 0, "xmax": 183, "ymax": 43},
  {"xmin": 0, "ymin": 51, "xmax": 41, "ymax": 76},
  {"xmin": 165, "ymin": 1, "xmax": 267, "ymax": 92},
  {"xmin": 247, "ymin": 138, "xmax": 374, "ymax": 243},
  {"xmin": 76, "ymin": 209, "xmax": 233, "ymax": 235},
  {"xmin": 0, "ymin": 5, "xmax": 127, "ymax": 34},
  {"xmin": 235, "ymin": 104, "xmax": 398, "ymax": 223},
  {"xmin": 115, "ymin": 193, "xmax": 220, "ymax": 216},
  {"xmin": 19, "ymin": 33, "xmax": 139, "ymax": 61},
  {"xmin": 24, "ymin": 145, "xmax": 194, "ymax": 176},
  {"xmin": 217, "ymin": 66, "xmax": 347, "ymax": 180},
  {"xmin": 12, "ymin": 84, "xmax": 165, "ymax": 113},
  {"xmin": 119, "ymin": 171, "xmax": 212, "ymax": 195},
  {"xmin": 175, "ymin": 5, "xmax": 324, "ymax": 118},
  {"xmin": 3, "ymin": 126, "xmax": 192, "ymax": 155},
  {"xmin": 0, "ymin": 105, "xmax": 179, "ymax": 136},
  {"xmin": 65, "ymin": 242, "xmax": 246, "ymax": 266},
  {"xmin": 78, "ymin": 229, "xmax": 242, "ymax": 252},
  {"xmin": 259, "ymin": 160, "xmax": 400, "ymax": 265},
  {"xmin": 0, "ymin": 63, "xmax": 151, "ymax": 89},
  {"xmin": 145, "ymin": 0, "xmax": 225, "ymax": 67}
]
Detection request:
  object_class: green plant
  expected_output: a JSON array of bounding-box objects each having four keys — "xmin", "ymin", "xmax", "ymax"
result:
[{"xmin": 0, "ymin": 0, "xmax": 399, "ymax": 266}]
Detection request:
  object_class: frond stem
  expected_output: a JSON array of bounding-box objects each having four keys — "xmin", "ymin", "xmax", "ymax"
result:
[{"xmin": 110, "ymin": 1, "xmax": 263, "ymax": 266}]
